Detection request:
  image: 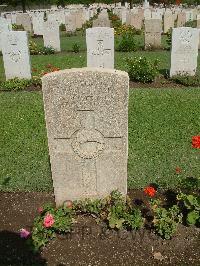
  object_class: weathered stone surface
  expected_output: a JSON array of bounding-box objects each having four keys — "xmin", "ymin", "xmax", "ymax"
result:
[
  {"xmin": 86, "ymin": 27, "xmax": 114, "ymax": 69},
  {"xmin": 129, "ymin": 13, "xmax": 143, "ymax": 30},
  {"xmin": 32, "ymin": 12, "xmax": 44, "ymax": 35},
  {"xmin": 170, "ymin": 27, "xmax": 199, "ymax": 77},
  {"xmin": 93, "ymin": 11, "xmax": 111, "ymax": 27},
  {"xmin": 42, "ymin": 68, "xmax": 129, "ymax": 206},
  {"xmin": 164, "ymin": 11, "xmax": 174, "ymax": 33},
  {"xmin": 144, "ymin": 19, "xmax": 162, "ymax": 49},
  {"xmin": 0, "ymin": 17, "xmax": 11, "ymax": 51},
  {"xmin": 16, "ymin": 13, "xmax": 32, "ymax": 32},
  {"xmin": 177, "ymin": 12, "xmax": 186, "ymax": 27},
  {"xmin": 43, "ymin": 20, "xmax": 60, "ymax": 52},
  {"xmin": 2, "ymin": 31, "xmax": 31, "ymax": 80}
]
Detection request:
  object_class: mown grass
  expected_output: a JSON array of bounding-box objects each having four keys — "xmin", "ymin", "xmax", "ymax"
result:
[{"xmin": 0, "ymin": 88, "xmax": 200, "ymax": 191}]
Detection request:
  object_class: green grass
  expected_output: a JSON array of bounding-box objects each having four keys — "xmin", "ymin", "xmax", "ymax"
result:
[
  {"xmin": 0, "ymin": 92, "xmax": 52, "ymax": 191},
  {"xmin": 0, "ymin": 88, "xmax": 200, "ymax": 192}
]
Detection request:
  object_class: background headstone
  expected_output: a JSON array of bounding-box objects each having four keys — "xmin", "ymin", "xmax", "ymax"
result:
[
  {"xmin": 144, "ymin": 19, "xmax": 162, "ymax": 49},
  {"xmin": 86, "ymin": 27, "xmax": 114, "ymax": 69},
  {"xmin": 43, "ymin": 20, "xmax": 61, "ymax": 52},
  {"xmin": 170, "ymin": 27, "xmax": 199, "ymax": 77},
  {"xmin": 2, "ymin": 31, "xmax": 31, "ymax": 80},
  {"xmin": 42, "ymin": 68, "xmax": 129, "ymax": 206}
]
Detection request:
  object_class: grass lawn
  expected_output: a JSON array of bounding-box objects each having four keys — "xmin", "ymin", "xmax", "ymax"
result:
[{"xmin": 0, "ymin": 88, "xmax": 200, "ymax": 192}]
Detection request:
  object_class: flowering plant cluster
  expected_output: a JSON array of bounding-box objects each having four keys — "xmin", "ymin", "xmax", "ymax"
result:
[
  {"xmin": 127, "ymin": 56, "xmax": 159, "ymax": 83},
  {"xmin": 22, "ymin": 203, "xmax": 74, "ymax": 251},
  {"xmin": 114, "ymin": 25, "xmax": 142, "ymax": 36},
  {"xmin": 21, "ymin": 191, "xmax": 144, "ymax": 251}
]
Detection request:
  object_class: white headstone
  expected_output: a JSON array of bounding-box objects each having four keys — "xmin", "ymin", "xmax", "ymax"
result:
[
  {"xmin": 0, "ymin": 17, "xmax": 11, "ymax": 51},
  {"xmin": 42, "ymin": 68, "xmax": 129, "ymax": 206},
  {"xmin": 86, "ymin": 27, "xmax": 114, "ymax": 69},
  {"xmin": 170, "ymin": 27, "xmax": 199, "ymax": 77},
  {"xmin": 43, "ymin": 20, "xmax": 61, "ymax": 52},
  {"xmin": 32, "ymin": 12, "xmax": 44, "ymax": 35},
  {"xmin": 2, "ymin": 31, "xmax": 31, "ymax": 80}
]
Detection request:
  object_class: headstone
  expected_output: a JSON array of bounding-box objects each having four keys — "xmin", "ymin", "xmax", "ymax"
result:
[
  {"xmin": 177, "ymin": 12, "xmax": 186, "ymax": 27},
  {"xmin": 144, "ymin": 9, "xmax": 151, "ymax": 20},
  {"xmin": 86, "ymin": 27, "xmax": 114, "ymax": 69},
  {"xmin": 164, "ymin": 11, "xmax": 174, "ymax": 33},
  {"xmin": 197, "ymin": 14, "xmax": 200, "ymax": 28},
  {"xmin": 42, "ymin": 68, "xmax": 129, "ymax": 206},
  {"xmin": 65, "ymin": 12, "xmax": 77, "ymax": 33},
  {"xmin": 0, "ymin": 17, "xmax": 11, "ymax": 51},
  {"xmin": 32, "ymin": 12, "xmax": 44, "ymax": 35},
  {"xmin": 170, "ymin": 27, "xmax": 199, "ymax": 77},
  {"xmin": 93, "ymin": 11, "xmax": 111, "ymax": 27},
  {"xmin": 144, "ymin": 19, "xmax": 162, "ymax": 49},
  {"xmin": 143, "ymin": 0, "xmax": 149, "ymax": 9},
  {"xmin": 2, "ymin": 31, "xmax": 31, "ymax": 80},
  {"xmin": 129, "ymin": 12, "xmax": 143, "ymax": 30},
  {"xmin": 16, "ymin": 13, "xmax": 32, "ymax": 32},
  {"xmin": 43, "ymin": 20, "xmax": 61, "ymax": 52}
]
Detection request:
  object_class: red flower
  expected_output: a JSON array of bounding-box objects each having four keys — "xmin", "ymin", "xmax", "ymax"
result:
[
  {"xmin": 175, "ymin": 167, "xmax": 182, "ymax": 174},
  {"xmin": 144, "ymin": 186, "xmax": 156, "ymax": 197},
  {"xmin": 192, "ymin": 136, "xmax": 200, "ymax": 149}
]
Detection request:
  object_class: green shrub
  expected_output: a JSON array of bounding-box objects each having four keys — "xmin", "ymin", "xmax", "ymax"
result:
[
  {"xmin": 59, "ymin": 23, "xmax": 66, "ymax": 31},
  {"xmin": 127, "ymin": 57, "xmax": 159, "ymax": 83},
  {"xmin": 29, "ymin": 41, "xmax": 56, "ymax": 55},
  {"xmin": 153, "ymin": 204, "xmax": 182, "ymax": 239},
  {"xmin": 72, "ymin": 43, "xmax": 80, "ymax": 53},
  {"xmin": 42, "ymin": 46, "xmax": 56, "ymax": 55},
  {"xmin": 166, "ymin": 28, "xmax": 172, "ymax": 50},
  {"xmin": 172, "ymin": 74, "xmax": 200, "ymax": 87},
  {"xmin": 177, "ymin": 193, "xmax": 200, "ymax": 226},
  {"xmin": 12, "ymin": 23, "xmax": 24, "ymax": 31},
  {"xmin": 117, "ymin": 32, "xmax": 138, "ymax": 52},
  {"xmin": 184, "ymin": 20, "xmax": 197, "ymax": 28},
  {"xmin": 0, "ymin": 77, "xmax": 41, "ymax": 91}
]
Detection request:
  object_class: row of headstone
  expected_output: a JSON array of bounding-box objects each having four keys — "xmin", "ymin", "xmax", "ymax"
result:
[{"xmin": 1, "ymin": 26, "xmax": 199, "ymax": 80}]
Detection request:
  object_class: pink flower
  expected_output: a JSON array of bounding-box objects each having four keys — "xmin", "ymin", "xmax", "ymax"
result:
[
  {"xmin": 20, "ymin": 228, "xmax": 31, "ymax": 239},
  {"xmin": 38, "ymin": 207, "xmax": 43, "ymax": 213},
  {"xmin": 43, "ymin": 213, "xmax": 55, "ymax": 228}
]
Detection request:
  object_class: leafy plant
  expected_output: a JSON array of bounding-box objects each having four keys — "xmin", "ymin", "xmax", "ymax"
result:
[
  {"xmin": 117, "ymin": 32, "xmax": 138, "ymax": 52},
  {"xmin": 0, "ymin": 77, "xmax": 41, "ymax": 91},
  {"xmin": 115, "ymin": 24, "xmax": 142, "ymax": 36},
  {"xmin": 59, "ymin": 23, "xmax": 66, "ymax": 31},
  {"xmin": 29, "ymin": 41, "xmax": 55, "ymax": 55},
  {"xmin": 127, "ymin": 56, "xmax": 159, "ymax": 83},
  {"xmin": 106, "ymin": 190, "xmax": 144, "ymax": 230},
  {"xmin": 72, "ymin": 43, "xmax": 80, "ymax": 53},
  {"xmin": 12, "ymin": 23, "xmax": 24, "ymax": 31},
  {"xmin": 28, "ymin": 204, "xmax": 74, "ymax": 252},
  {"xmin": 166, "ymin": 28, "xmax": 172, "ymax": 50},
  {"xmin": 177, "ymin": 193, "xmax": 200, "ymax": 226},
  {"xmin": 184, "ymin": 20, "xmax": 197, "ymax": 28},
  {"xmin": 171, "ymin": 75, "xmax": 200, "ymax": 87},
  {"xmin": 153, "ymin": 204, "xmax": 182, "ymax": 239}
]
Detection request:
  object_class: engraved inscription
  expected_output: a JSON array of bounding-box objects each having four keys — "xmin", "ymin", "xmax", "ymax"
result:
[
  {"xmin": 8, "ymin": 51, "xmax": 21, "ymax": 62},
  {"xmin": 72, "ymin": 112, "xmax": 105, "ymax": 159}
]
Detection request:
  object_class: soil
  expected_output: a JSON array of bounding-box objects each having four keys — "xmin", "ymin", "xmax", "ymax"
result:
[{"xmin": 0, "ymin": 190, "xmax": 199, "ymax": 266}]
